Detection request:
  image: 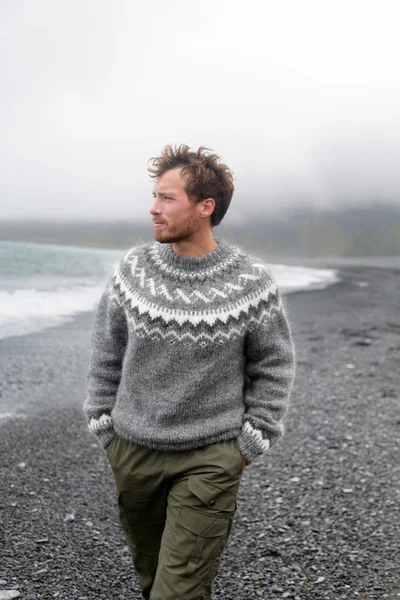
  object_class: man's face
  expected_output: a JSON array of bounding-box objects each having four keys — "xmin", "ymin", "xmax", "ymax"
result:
[{"xmin": 150, "ymin": 167, "xmax": 201, "ymax": 244}]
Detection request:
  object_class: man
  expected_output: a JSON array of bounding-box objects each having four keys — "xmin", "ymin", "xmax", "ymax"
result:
[{"xmin": 83, "ymin": 143, "xmax": 296, "ymax": 600}]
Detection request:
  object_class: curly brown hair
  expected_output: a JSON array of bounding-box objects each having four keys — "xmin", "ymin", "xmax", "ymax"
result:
[{"xmin": 147, "ymin": 143, "xmax": 234, "ymax": 227}]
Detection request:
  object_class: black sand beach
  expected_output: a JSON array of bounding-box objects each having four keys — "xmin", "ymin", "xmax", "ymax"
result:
[{"xmin": 1, "ymin": 264, "xmax": 399, "ymax": 600}]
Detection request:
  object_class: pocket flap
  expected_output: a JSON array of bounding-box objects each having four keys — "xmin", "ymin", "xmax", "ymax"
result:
[
  {"xmin": 187, "ymin": 476, "xmax": 236, "ymax": 512},
  {"xmin": 176, "ymin": 507, "xmax": 228, "ymax": 537}
]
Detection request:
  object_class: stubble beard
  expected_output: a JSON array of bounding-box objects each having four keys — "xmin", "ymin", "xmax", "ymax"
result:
[{"xmin": 154, "ymin": 210, "xmax": 199, "ymax": 244}]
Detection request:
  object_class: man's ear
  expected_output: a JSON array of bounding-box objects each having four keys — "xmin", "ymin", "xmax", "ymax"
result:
[{"xmin": 200, "ymin": 197, "xmax": 215, "ymax": 218}]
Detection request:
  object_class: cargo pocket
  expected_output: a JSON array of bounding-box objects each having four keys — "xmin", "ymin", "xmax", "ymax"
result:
[
  {"xmin": 163, "ymin": 476, "xmax": 237, "ymax": 580},
  {"xmin": 187, "ymin": 475, "xmax": 238, "ymax": 514}
]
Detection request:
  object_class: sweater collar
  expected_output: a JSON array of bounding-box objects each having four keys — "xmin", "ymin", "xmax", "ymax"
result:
[{"xmin": 156, "ymin": 237, "xmax": 232, "ymax": 272}]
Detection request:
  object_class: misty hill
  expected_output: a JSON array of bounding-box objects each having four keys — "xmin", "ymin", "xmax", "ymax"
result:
[
  {"xmin": 1, "ymin": 203, "xmax": 400, "ymax": 257},
  {"xmin": 228, "ymin": 203, "xmax": 400, "ymax": 257}
]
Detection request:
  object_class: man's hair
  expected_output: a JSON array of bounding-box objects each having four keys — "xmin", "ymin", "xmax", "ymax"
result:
[{"xmin": 147, "ymin": 143, "xmax": 234, "ymax": 227}]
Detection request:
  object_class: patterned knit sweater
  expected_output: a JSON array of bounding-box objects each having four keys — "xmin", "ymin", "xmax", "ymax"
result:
[{"xmin": 83, "ymin": 237, "xmax": 296, "ymax": 465}]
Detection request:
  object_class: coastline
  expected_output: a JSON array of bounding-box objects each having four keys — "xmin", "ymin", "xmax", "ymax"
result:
[{"xmin": 0, "ymin": 263, "xmax": 399, "ymax": 598}]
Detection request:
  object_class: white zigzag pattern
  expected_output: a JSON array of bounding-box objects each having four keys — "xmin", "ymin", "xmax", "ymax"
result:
[
  {"xmin": 114, "ymin": 265, "xmax": 278, "ymax": 326},
  {"xmin": 244, "ymin": 421, "xmax": 270, "ymax": 451},
  {"xmin": 123, "ymin": 300, "xmax": 282, "ymax": 341},
  {"xmin": 160, "ymin": 283, "xmax": 174, "ymax": 300},
  {"xmin": 117, "ymin": 257, "xmax": 273, "ymax": 305},
  {"xmin": 193, "ymin": 290, "xmax": 210, "ymax": 302},
  {"xmin": 89, "ymin": 414, "xmax": 112, "ymax": 432},
  {"xmin": 176, "ymin": 289, "xmax": 192, "ymax": 303}
]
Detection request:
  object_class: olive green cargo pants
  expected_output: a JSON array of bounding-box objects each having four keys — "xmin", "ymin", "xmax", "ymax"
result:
[{"xmin": 106, "ymin": 434, "xmax": 243, "ymax": 600}]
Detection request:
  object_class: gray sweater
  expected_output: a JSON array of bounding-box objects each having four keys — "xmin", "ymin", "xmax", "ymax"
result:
[{"xmin": 83, "ymin": 237, "xmax": 296, "ymax": 465}]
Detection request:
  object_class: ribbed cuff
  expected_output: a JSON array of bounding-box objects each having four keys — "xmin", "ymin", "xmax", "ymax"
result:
[
  {"xmin": 237, "ymin": 422, "xmax": 270, "ymax": 465},
  {"xmin": 87, "ymin": 413, "xmax": 116, "ymax": 449}
]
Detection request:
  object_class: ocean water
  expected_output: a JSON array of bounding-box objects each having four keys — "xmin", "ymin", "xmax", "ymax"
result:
[
  {"xmin": 0, "ymin": 240, "xmax": 339, "ymax": 341},
  {"xmin": 0, "ymin": 240, "xmax": 121, "ymax": 340}
]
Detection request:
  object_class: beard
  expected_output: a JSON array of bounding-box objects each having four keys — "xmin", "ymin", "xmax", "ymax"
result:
[{"xmin": 154, "ymin": 208, "xmax": 200, "ymax": 244}]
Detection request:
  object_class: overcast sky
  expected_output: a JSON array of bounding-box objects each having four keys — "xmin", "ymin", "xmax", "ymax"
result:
[{"xmin": 1, "ymin": 0, "xmax": 399, "ymax": 223}]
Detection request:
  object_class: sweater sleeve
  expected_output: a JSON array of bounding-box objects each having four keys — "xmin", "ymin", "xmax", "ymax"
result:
[
  {"xmin": 237, "ymin": 275, "xmax": 296, "ymax": 465},
  {"xmin": 83, "ymin": 270, "xmax": 128, "ymax": 448}
]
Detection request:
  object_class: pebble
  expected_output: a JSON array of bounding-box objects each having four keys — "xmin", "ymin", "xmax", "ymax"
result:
[
  {"xmin": 32, "ymin": 568, "xmax": 48, "ymax": 579},
  {"xmin": 355, "ymin": 338, "xmax": 372, "ymax": 346},
  {"xmin": 291, "ymin": 564, "xmax": 302, "ymax": 573},
  {"xmin": 0, "ymin": 583, "xmax": 6, "ymax": 587},
  {"xmin": 63, "ymin": 513, "xmax": 75, "ymax": 523},
  {"xmin": 0, "ymin": 592, "xmax": 21, "ymax": 600}
]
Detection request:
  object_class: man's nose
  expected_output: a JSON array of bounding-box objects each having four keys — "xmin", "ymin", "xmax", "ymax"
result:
[{"xmin": 150, "ymin": 201, "xmax": 161, "ymax": 216}]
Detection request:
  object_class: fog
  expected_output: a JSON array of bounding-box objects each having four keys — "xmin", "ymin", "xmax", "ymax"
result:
[{"xmin": 1, "ymin": 0, "xmax": 399, "ymax": 222}]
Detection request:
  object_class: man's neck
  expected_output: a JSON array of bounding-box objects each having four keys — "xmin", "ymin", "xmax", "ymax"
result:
[{"xmin": 171, "ymin": 233, "xmax": 218, "ymax": 258}]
